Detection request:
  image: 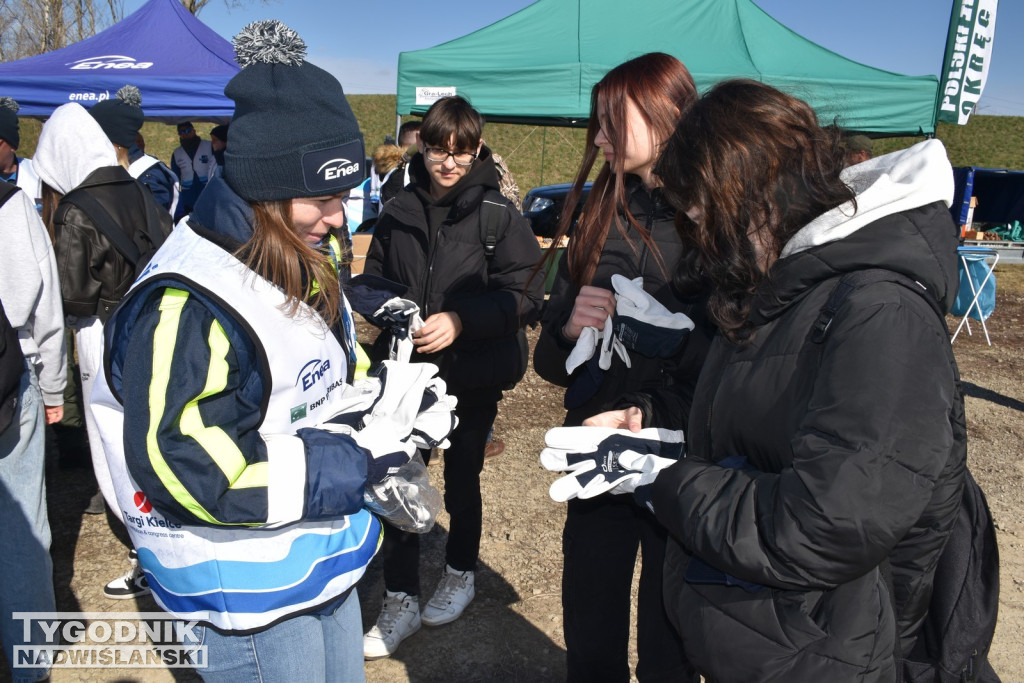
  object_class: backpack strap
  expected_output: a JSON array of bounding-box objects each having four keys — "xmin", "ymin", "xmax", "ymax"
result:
[
  {"xmin": 0, "ymin": 181, "xmax": 21, "ymax": 211},
  {"xmin": 811, "ymin": 269, "xmax": 947, "ymax": 345},
  {"xmin": 62, "ymin": 187, "xmax": 142, "ymax": 265},
  {"xmin": 479, "ymin": 189, "xmax": 511, "ymax": 261}
]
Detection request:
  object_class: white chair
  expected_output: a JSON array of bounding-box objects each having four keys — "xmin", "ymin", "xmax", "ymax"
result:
[{"xmin": 951, "ymin": 246, "xmax": 999, "ymax": 345}]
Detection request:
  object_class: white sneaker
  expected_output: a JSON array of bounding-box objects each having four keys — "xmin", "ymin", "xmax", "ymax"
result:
[
  {"xmin": 363, "ymin": 592, "xmax": 421, "ymax": 660},
  {"xmin": 103, "ymin": 550, "xmax": 151, "ymax": 600},
  {"xmin": 421, "ymin": 565, "xmax": 475, "ymax": 626}
]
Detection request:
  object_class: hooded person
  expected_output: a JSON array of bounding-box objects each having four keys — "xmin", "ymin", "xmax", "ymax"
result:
[
  {"xmin": 89, "ymin": 85, "xmax": 181, "ymax": 215},
  {"xmin": 0, "ymin": 97, "xmax": 42, "ymax": 211},
  {"xmin": 88, "ymin": 20, "xmax": 455, "ymax": 681},
  {"xmin": 32, "ymin": 101, "xmax": 173, "ymax": 602}
]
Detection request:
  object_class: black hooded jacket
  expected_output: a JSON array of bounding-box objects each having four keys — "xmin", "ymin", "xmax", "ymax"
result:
[
  {"xmin": 650, "ymin": 143, "xmax": 967, "ymax": 682},
  {"xmin": 363, "ymin": 146, "xmax": 543, "ymax": 392}
]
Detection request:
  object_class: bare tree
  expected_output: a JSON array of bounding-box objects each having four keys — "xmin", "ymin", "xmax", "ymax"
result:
[
  {"xmin": 0, "ymin": 0, "xmax": 124, "ymax": 60},
  {"xmin": 179, "ymin": 0, "xmax": 269, "ymax": 16}
]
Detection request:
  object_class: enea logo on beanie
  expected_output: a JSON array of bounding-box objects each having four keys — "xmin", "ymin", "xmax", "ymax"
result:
[{"xmin": 303, "ymin": 139, "xmax": 364, "ymax": 194}]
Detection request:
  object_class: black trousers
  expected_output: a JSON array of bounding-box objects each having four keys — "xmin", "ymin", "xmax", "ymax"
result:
[
  {"xmin": 380, "ymin": 386, "xmax": 499, "ymax": 596},
  {"xmin": 562, "ymin": 495, "xmax": 695, "ymax": 683}
]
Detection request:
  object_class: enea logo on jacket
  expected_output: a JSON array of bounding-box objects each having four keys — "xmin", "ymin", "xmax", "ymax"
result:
[
  {"xmin": 296, "ymin": 358, "xmax": 331, "ymax": 391},
  {"xmin": 67, "ymin": 55, "xmax": 154, "ymax": 70}
]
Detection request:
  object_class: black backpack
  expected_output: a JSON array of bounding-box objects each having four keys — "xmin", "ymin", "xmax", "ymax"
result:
[
  {"xmin": 61, "ymin": 178, "xmax": 172, "ymax": 278},
  {"xmin": 0, "ymin": 297, "xmax": 26, "ymax": 435},
  {"xmin": 813, "ymin": 269, "xmax": 1000, "ymax": 683}
]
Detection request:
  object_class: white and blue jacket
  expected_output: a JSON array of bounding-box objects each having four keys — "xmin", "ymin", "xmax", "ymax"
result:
[{"xmin": 91, "ymin": 179, "xmax": 379, "ymax": 632}]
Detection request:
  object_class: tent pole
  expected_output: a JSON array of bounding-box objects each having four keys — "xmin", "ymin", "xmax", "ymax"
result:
[
  {"xmin": 395, "ymin": 114, "xmax": 402, "ymax": 143},
  {"xmin": 540, "ymin": 126, "xmax": 547, "ymax": 186}
]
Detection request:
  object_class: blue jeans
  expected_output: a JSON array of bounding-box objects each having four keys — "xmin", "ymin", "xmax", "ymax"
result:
[
  {"xmin": 196, "ymin": 589, "xmax": 365, "ymax": 682},
  {"xmin": 0, "ymin": 366, "xmax": 56, "ymax": 683}
]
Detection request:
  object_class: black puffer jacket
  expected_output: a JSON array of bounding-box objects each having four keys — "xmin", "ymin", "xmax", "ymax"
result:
[
  {"xmin": 533, "ymin": 175, "xmax": 712, "ymax": 428},
  {"xmin": 364, "ymin": 146, "xmax": 544, "ymax": 392},
  {"xmin": 52, "ymin": 166, "xmax": 172, "ymax": 322},
  {"xmin": 651, "ymin": 171, "xmax": 967, "ymax": 679}
]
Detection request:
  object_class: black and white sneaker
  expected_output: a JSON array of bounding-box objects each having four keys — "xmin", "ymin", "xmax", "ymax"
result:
[{"xmin": 103, "ymin": 550, "xmax": 151, "ymax": 600}]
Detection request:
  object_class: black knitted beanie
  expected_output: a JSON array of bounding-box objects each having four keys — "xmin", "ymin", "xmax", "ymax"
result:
[
  {"xmin": 0, "ymin": 97, "xmax": 20, "ymax": 149},
  {"xmin": 89, "ymin": 85, "xmax": 145, "ymax": 147},
  {"xmin": 224, "ymin": 20, "xmax": 364, "ymax": 201}
]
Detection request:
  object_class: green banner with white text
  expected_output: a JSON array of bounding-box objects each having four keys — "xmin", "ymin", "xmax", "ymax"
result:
[{"xmin": 938, "ymin": 0, "xmax": 998, "ymax": 124}]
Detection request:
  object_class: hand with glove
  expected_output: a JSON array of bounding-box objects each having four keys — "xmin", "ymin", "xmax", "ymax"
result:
[
  {"xmin": 319, "ymin": 361, "xmax": 457, "ymax": 482},
  {"xmin": 540, "ymin": 426, "xmax": 684, "ymax": 502},
  {"xmin": 370, "ymin": 297, "xmax": 426, "ymax": 362},
  {"xmin": 611, "ymin": 274, "xmax": 694, "ymax": 358}
]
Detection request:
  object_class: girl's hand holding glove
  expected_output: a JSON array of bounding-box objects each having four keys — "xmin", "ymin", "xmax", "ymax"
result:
[{"xmin": 540, "ymin": 426, "xmax": 683, "ymax": 502}]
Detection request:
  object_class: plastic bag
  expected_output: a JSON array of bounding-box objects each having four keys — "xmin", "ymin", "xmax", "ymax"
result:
[{"xmin": 363, "ymin": 452, "xmax": 442, "ymax": 533}]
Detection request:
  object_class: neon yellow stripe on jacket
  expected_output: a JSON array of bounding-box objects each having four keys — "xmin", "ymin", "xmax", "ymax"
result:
[
  {"xmin": 147, "ymin": 289, "xmax": 259, "ymax": 526},
  {"xmin": 178, "ymin": 317, "xmax": 269, "ymax": 491}
]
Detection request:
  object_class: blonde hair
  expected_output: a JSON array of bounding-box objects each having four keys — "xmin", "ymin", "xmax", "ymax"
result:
[{"xmin": 372, "ymin": 144, "xmax": 404, "ymax": 178}]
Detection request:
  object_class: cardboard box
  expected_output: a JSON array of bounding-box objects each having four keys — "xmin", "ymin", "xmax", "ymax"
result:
[{"xmin": 350, "ymin": 233, "xmax": 372, "ymax": 275}]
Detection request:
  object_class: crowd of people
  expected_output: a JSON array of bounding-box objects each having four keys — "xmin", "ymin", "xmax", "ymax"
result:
[{"xmin": 0, "ymin": 16, "xmax": 985, "ymax": 683}]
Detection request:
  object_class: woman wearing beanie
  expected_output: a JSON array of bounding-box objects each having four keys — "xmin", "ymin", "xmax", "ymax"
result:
[
  {"xmin": 89, "ymin": 20, "xmax": 453, "ymax": 681},
  {"xmin": 89, "ymin": 85, "xmax": 181, "ymax": 215}
]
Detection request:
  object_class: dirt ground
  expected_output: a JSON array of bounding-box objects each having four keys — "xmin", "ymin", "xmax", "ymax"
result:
[{"xmin": 3, "ymin": 264, "xmax": 1022, "ymax": 683}]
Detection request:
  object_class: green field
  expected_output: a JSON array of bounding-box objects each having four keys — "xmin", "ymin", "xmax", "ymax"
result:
[{"xmin": 16, "ymin": 95, "xmax": 1024, "ymax": 195}]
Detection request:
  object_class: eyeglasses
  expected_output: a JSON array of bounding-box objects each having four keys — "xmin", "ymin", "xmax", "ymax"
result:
[
  {"xmin": 178, "ymin": 128, "xmax": 194, "ymax": 135},
  {"xmin": 424, "ymin": 147, "xmax": 477, "ymax": 166}
]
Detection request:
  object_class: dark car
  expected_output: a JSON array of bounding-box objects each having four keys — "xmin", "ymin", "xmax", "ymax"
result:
[{"xmin": 522, "ymin": 182, "xmax": 593, "ymax": 238}]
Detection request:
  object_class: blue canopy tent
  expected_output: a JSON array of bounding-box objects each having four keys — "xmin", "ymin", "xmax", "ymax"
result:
[{"xmin": 0, "ymin": 0, "xmax": 238, "ymax": 121}]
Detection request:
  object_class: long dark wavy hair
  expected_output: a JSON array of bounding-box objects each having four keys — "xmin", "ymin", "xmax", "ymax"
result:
[
  {"xmin": 655, "ymin": 79, "xmax": 855, "ymax": 342},
  {"xmin": 543, "ymin": 52, "xmax": 696, "ymax": 288}
]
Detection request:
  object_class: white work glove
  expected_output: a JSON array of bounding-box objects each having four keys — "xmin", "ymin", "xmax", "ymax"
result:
[
  {"xmin": 565, "ymin": 317, "xmax": 630, "ymax": 374},
  {"xmin": 540, "ymin": 426, "xmax": 684, "ymax": 502},
  {"xmin": 409, "ymin": 375, "xmax": 459, "ymax": 450},
  {"xmin": 321, "ymin": 361, "xmax": 455, "ymax": 482},
  {"xmin": 598, "ymin": 313, "xmax": 630, "ymax": 370},
  {"xmin": 613, "ymin": 450, "xmax": 678, "ymax": 494},
  {"xmin": 611, "ymin": 275, "xmax": 694, "ymax": 358},
  {"xmin": 372, "ymin": 297, "xmax": 425, "ymax": 362}
]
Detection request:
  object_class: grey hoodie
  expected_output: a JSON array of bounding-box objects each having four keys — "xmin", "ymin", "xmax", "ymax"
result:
[
  {"xmin": 0, "ymin": 187, "xmax": 66, "ymax": 404},
  {"xmin": 32, "ymin": 102, "xmax": 118, "ymax": 196}
]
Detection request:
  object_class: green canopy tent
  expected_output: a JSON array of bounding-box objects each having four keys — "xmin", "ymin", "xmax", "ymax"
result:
[{"xmin": 397, "ymin": 0, "xmax": 939, "ymax": 136}]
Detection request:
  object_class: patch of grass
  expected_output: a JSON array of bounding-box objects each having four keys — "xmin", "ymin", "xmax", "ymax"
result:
[{"xmin": 15, "ymin": 96, "xmax": 1024, "ymax": 194}]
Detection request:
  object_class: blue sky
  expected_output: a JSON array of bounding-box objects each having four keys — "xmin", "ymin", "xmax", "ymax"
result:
[{"xmin": 126, "ymin": 0, "xmax": 1024, "ymax": 116}]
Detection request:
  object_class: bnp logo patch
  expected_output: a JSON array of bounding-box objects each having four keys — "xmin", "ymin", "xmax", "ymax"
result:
[{"xmin": 290, "ymin": 404, "xmax": 307, "ymax": 423}]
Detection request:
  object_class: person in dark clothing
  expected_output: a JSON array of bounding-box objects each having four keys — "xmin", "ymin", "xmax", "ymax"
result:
[
  {"xmin": 362, "ymin": 96, "xmax": 544, "ymax": 659},
  {"xmin": 89, "ymin": 84, "xmax": 180, "ymax": 216},
  {"xmin": 532, "ymin": 53, "xmax": 711, "ymax": 683},
  {"xmin": 601, "ymin": 79, "xmax": 967, "ymax": 682}
]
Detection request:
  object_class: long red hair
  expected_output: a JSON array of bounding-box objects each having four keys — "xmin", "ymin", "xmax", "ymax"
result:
[{"xmin": 549, "ymin": 52, "xmax": 696, "ymax": 288}]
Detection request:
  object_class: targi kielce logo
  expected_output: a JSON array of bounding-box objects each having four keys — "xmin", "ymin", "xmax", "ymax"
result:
[{"xmin": 12, "ymin": 613, "xmax": 208, "ymax": 669}]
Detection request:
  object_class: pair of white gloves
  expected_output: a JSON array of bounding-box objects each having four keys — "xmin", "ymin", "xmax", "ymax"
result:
[
  {"xmin": 319, "ymin": 360, "xmax": 458, "ymax": 482},
  {"xmin": 540, "ymin": 426, "xmax": 684, "ymax": 503},
  {"xmin": 565, "ymin": 274, "xmax": 695, "ymax": 374}
]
